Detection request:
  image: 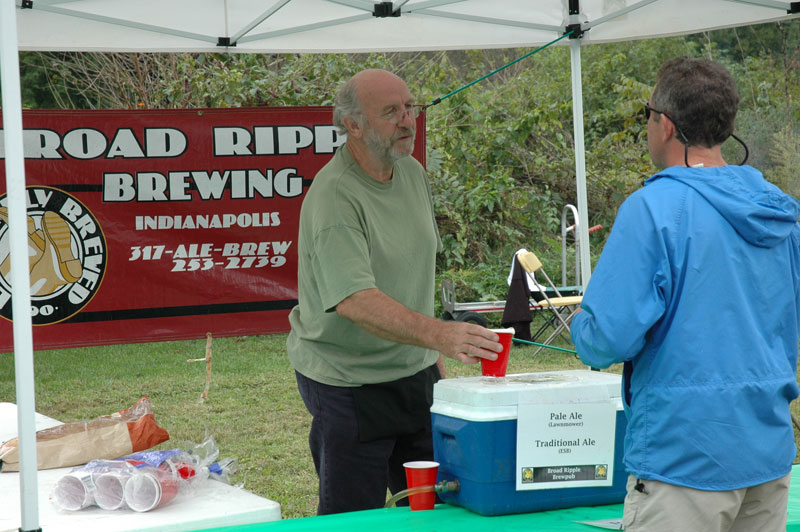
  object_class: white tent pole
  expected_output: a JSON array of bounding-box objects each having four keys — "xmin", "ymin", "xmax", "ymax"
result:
[
  {"xmin": 569, "ymin": 37, "xmax": 592, "ymax": 289},
  {"xmin": 0, "ymin": 2, "xmax": 40, "ymax": 531}
]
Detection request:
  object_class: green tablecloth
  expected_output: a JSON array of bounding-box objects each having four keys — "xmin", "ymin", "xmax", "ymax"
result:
[
  {"xmin": 205, "ymin": 503, "xmax": 625, "ymax": 532},
  {"xmin": 204, "ymin": 464, "xmax": 800, "ymax": 532}
]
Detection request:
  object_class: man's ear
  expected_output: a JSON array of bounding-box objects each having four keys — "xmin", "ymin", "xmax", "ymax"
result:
[
  {"xmin": 343, "ymin": 115, "xmax": 363, "ymax": 140},
  {"xmin": 660, "ymin": 115, "xmax": 677, "ymax": 143}
]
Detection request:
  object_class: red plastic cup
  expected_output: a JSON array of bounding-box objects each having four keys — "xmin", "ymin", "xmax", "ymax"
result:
[
  {"xmin": 481, "ymin": 328, "xmax": 514, "ymax": 377},
  {"xmin": 403, "ymin": 461, "xmax": 439, "ymax": 511},
  {"xmin": 124, "ymin": 470, "xmax": 179, "ymax": 512}
]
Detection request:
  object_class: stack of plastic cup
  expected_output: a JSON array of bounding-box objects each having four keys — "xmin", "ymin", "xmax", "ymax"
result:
[
  {"xmin": 53, "ymin": 471, "xmax": 96, "ymax": 511},
  {"xmin": 93, "ymin": 471, "xmax": 132, "ymax": 510},
  {"xmin": 53, "ymin": 459, "xmax": 191, "ymax": 512},
  {"xmin": 123, "ymin": 469, "xmax": 180, "ymax": 512}
]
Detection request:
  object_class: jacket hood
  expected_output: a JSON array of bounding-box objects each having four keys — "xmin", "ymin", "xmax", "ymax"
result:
[{"xmin": 646, "ymin": 165, "xmax": 800, "ymax": 248}]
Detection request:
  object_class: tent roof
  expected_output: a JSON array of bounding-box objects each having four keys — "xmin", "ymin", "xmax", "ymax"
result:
[
  {"xmin": 15, "ymin": 0, "xmax": 800, "ymax": 54},
  {"xmin": 6, "ymin": 2, "xmax": 800, "ymax": 532}
]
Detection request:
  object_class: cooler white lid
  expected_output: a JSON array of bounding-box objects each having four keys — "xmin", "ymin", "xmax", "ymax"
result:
[{"xmin": 431, "ymin": 370, "xmax": 622, "ymax": 422}]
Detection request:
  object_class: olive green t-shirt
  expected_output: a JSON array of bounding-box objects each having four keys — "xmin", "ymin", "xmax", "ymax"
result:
[{"xmin": 286, "ymin": 145, "xmax": 442, "ymax": 387}]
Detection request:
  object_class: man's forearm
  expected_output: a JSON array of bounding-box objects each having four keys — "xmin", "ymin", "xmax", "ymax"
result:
[
  {"xmin": 336, "ymin": 288, "xmax": 501, "ymax": 364},
  {"xmin": 336, "ymin": 288, "xmax": 441, "ymax": 350}
]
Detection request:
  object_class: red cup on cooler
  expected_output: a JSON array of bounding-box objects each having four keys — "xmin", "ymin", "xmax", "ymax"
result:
[
  {"xmin": 481, "ymin": 328, "xmax": 514, "ymax": 377},
  {"xmin": 403, "ymin": 461, "xmax": 439, "ymax": 511}
]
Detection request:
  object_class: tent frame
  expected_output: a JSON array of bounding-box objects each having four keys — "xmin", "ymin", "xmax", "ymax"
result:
[
  {"xmin": 1, "ymin": 2, "xmax": 39, "ymax": 530},
  {"xmin": 3, "ymin": 1, "xmax": 799, "ymax": 530}
]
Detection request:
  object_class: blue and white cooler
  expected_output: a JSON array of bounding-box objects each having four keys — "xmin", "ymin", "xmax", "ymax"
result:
[{"xmin": 431, "ymin": 370, "xmax": 627, "ymax": 516}]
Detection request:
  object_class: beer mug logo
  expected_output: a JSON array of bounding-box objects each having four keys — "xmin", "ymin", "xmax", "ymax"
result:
[{"xmin": 0, "ymin": 187, "xmax": 107, "ymax": 325}]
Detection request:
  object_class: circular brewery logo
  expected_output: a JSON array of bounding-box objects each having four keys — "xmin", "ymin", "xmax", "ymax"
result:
[{"xmin": 0, "ymin": 186, "xmax": 107, "ymax": 325}]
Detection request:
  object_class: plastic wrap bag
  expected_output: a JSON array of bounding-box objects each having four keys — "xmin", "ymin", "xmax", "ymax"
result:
[
  {"xmin": 51, "ymin": 434, "xmax": 239, "ymax": 512},
  {"xmin": 52, "ymin": 459, "xmax": 185, "ymax": 512}
]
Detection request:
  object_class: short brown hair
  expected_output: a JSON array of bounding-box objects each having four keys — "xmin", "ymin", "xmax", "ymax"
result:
[{"xmin": 651, "ymin": 57, "xmax": 739, "ymax": 148}]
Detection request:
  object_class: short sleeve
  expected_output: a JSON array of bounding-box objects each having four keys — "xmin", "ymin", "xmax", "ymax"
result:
[{"xmin": 311, "ymin": 224, "xmax": 377, "ymax": 312}]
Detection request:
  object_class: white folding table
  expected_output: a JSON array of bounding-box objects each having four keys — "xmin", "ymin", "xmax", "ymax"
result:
[{"xmin": 0, "ymin": 402, "xmax": 281, "ymax": 532}]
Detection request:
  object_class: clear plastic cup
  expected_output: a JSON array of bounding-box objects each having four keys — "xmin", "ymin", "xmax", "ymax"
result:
[
  {"xmin": 53, "ymin": 471, "xmax": 95, "ymax": 511},
  {"xmin": 94, "ymin": 471, "xmax": 131, "ymax": 510}
]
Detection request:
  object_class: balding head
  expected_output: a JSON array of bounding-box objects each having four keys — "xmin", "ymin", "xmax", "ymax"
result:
[
  {"xmin": 333, "ymin": 69, "xmax": 410, "ymax": 133},
  {"xmin": 350, "ymin": 69, "xmax": 408, "ymax": 107},
  {"xmin": 332, "ymin": 68, "xmax": 416, "ymax": 179}
]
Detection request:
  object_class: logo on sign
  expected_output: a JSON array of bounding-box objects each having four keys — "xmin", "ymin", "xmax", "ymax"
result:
[
  {"xmin": 0, "ymin": 186, "xmax": 107, "ymax": 325},
  {"xmin": 521, "ymin": 467, "xmax": 535, "ymax": 484}
]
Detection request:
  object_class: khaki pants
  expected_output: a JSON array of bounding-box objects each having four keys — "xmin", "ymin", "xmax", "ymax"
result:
[{"xmin": 622, "ymin": 473, "xmax": 790, "ymax": 532}]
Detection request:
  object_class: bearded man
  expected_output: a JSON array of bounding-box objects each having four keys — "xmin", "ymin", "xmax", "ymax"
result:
[{"xmin": 287, "ymin": 69, "xmax": 502, "ymax": 515}]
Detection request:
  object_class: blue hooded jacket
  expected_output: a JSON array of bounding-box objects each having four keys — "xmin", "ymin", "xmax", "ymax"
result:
[{"xmin": 571, "ymin": 164, "xmax": 800, "ymax": 490}]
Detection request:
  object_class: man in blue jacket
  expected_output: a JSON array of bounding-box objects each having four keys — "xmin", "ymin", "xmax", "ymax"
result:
[{"xmin": 571, "ymin": 56, "xmax": 800, "ymax": 531}]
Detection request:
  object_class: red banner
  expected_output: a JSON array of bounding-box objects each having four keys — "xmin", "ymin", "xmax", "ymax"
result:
[{"xmin": 0, "ymin": 107, "xmax": 426, "ymax": 352}]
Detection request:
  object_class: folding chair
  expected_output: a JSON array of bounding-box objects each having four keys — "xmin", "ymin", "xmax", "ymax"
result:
[{"xmin": 516, "ymin": 250, "xmax": 582, "ymax": 356}]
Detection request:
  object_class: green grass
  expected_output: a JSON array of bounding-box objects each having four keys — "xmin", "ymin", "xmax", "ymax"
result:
[
  {"xmin": 1, "ymin": 334, "xmax": 320, "ymax": 518},
  {"xmin": 1, "ymin": 325, "xmax": 798, "ymax": 519}
]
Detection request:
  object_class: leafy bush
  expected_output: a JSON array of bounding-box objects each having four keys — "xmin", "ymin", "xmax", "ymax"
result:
[{"xmin": 16, "ymin": 22, "xmax": 799, "ymax": 296}]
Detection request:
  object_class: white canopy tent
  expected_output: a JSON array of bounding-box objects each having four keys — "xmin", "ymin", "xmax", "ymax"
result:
[{"xmin": 2, "ymin": 1, "xmax": 799, "ymax": 530}]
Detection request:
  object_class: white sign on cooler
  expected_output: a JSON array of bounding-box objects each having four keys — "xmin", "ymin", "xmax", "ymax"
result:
[{"xmin": 516, "ymin": 384, "xmax": 617, "ymax": 491}]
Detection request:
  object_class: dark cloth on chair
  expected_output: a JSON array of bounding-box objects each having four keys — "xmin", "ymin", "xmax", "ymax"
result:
[{"xmin": 501, "ymin": 256, "xmax": 533, "ymax": 343}]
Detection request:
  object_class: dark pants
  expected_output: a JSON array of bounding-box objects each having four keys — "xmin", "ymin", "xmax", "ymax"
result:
[{"xmin": 295, "ymin": 371, "xmax": 436, "ymax": 515}]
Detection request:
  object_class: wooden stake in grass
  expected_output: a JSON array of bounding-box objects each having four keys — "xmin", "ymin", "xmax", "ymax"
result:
[{"xmin": 188, "ymin": 332, "xmax": 213, "ymax": 403}]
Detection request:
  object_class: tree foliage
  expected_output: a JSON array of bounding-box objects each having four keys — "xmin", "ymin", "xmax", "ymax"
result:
[{"xmin": 14, "ymin": 21, "xmax": 800, "ymax": 300}]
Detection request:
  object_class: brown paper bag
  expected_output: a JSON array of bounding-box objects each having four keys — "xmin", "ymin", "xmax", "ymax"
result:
[{"xmin": 0, "ymin": 396, "xmax": 169, "ymax": 472}]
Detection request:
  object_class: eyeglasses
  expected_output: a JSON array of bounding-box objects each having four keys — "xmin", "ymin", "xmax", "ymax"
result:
[
  {"xmin": 643, "ymin": 101, "xmax": 659, "ymax": 121},
  {"xmin": 381, "ymin": 104, "xmax": 424, "ymax": 125},
  {"xmin": 642, "ymin": 101, "xmax": 749, "ymax": 167},
  {"xmin": 643, "ymin": 102, "xmax": 690, "ymax": 144},
  {"xmin": 644, "ymin": 101, "xmax": 696, "ymax": 168}
]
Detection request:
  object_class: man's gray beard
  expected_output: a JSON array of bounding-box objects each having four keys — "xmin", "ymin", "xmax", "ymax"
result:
[{"xmin": 365, "ymin": 126, "xmax": 415, "ymax": 165}]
